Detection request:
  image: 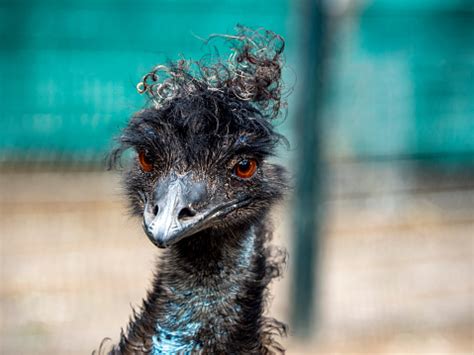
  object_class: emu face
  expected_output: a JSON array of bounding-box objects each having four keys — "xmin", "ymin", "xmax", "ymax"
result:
[{"xmin": 118, "ymin": 93, "xmax": 286, "ymax": 248}]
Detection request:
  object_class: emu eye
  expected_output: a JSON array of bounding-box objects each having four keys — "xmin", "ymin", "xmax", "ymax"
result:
[
  {"xmin": 234, "ymin": 159, "xmax": 257, "ymax": 179},
  {"xmin": 138, "ymin": 150, "xmax": 153, "ymax": 172}
]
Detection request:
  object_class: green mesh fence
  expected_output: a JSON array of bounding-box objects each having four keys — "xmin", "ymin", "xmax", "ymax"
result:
[
  {"xmin": 0, "ymin": 0, "xmax": 473, "ymax": 164},
  {"xmin": 0, "ymin": 0, "xmax": 290, "ymax": 164}
]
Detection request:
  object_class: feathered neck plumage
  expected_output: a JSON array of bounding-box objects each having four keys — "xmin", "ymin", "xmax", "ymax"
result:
[{"xmin": 114, "ymin": 222, "xmax": 285, "ymax": 354}]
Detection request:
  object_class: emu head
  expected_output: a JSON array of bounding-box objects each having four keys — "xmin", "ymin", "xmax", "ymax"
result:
[{"xmin": 111, "ymin": 27, "xmax": 287, "ymax": 248}]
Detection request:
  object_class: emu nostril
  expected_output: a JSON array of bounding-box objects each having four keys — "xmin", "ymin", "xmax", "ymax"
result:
[
  {"xmin": 177, "ymin": 206, "xmax": 196, "ymax": 220},
  {"xmin": 153, "ymin": 205, "xmax": 159, "ymax": 216}
]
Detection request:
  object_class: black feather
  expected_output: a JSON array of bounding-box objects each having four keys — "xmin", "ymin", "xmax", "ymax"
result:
[{"xmin": 96, "ymin": 26, "xmax": 289, "ymax": 355}]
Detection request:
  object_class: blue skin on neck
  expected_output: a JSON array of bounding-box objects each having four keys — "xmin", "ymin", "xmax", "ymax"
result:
[
  {"xmin": 151, "ymin": 228, "xmax": 256, "ymax": 353},
  {"xmin": 151, "ymin": 324, "xmax": 202, "ymax": 354}
]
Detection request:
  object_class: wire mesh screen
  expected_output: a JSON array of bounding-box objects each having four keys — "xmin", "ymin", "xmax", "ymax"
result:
[{"xmin": 0, "ymin": 0, "xmax": 289, "ymax": 164}]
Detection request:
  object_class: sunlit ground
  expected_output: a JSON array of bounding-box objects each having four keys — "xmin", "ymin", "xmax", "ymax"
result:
[{"xmin": 1, "ymin": 163, "xmax": 472, "ymax": 354}]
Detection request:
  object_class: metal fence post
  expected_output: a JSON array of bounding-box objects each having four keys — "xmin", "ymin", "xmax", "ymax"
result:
[{"xmin": 292, "ymin": 0, "xmax": 330, "ymax": 337}]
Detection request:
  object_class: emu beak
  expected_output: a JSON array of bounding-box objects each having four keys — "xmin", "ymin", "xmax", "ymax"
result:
[
  {"xmin": 142, "ymin": 173, "xmax": 207, "ymax": 248},
  {"xmin": 142, "ymin": 173, "xmax": 250, "ymax": 248}
]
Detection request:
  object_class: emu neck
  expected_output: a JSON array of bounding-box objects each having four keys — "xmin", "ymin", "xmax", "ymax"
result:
[{"xmin": 139, "ymin": 225, "xmax": 267, "ymax": 354}]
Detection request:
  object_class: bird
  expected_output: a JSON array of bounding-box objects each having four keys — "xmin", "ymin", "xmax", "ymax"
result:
[{"xmin": 98, "ymin": 27, "xmax": 289, "ymax": 354}]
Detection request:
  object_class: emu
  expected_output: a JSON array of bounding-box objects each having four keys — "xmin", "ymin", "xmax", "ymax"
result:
[{"xmin": 100, "ymin": 28, "xmax": 289, "ymax": 354}]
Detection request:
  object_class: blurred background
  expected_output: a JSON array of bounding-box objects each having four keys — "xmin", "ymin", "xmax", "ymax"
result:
[{"xmin": 0, "ymin": 0, "xmax": 473, "ymax": 354}]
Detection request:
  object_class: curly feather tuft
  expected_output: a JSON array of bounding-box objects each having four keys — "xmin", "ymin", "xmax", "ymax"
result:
[{"xmin": 137, "ymin": 25, "xmax": 286, "ymax": 119}]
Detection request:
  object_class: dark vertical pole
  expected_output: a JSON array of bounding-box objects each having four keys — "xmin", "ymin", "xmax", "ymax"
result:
[{"xmin": 292, "ymin": 0, "xmax": 330, "ymax": 337}]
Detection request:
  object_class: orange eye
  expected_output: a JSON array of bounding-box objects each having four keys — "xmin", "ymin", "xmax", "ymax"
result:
[
  {"xmin": 138, "ymin": 150, "xmax": 153, "ymax": 172},
  {"xmin": 234, "ymin": 159, "xmax": 257, "ymax": 179}
]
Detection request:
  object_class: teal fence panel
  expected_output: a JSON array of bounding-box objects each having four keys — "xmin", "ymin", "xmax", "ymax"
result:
[
  {"xmin": 0, "ymin": 0, "xmax": 290, "ymax": 163},
  {"xmin": 0, "ymin": 0, "xmax": 473, "ymax": 164},
  {"xmin": 323, "ymin": 1, "xmax": 474, "ymax": 162}
]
